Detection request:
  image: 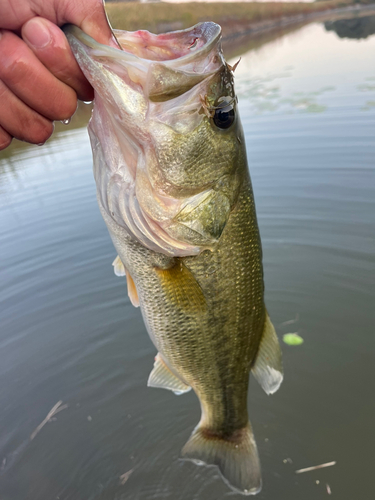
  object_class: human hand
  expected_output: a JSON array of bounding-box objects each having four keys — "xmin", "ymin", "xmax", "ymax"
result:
[{"xmin": 0, "ymin": 0, "xmax": 117, "ymax": 150}]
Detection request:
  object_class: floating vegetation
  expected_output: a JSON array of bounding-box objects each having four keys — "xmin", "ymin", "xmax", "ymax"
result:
[
  {"xmin": 361, "ymin": 100, "xmax": 375, "ymax": 111},
  {"xmin": 358, "ymin": 84, "xmax": 375, "ymax": 92},
  {"xmin": 235, "ymin": 71, "xmax": 332, "ymax": 115},
  {"xmin": 304, "ymin": 103, "xmax": 327, "ymax": 113},
  {"xmin": 283, "ymin": 333, "xmax": 304, "ymax": 346}
]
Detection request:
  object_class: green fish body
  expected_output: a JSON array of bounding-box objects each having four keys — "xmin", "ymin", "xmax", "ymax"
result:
[{"xmin": 65, "ymin": 22, "xmax": 283, "ymax": 495}]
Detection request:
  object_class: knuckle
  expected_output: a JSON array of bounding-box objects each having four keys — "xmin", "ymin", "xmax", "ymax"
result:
[
  {"xmin": 0, "ymin": 84, "xmax": 8, "ymax": 101},
  {"xmin": 29, "ymin": 119, "xmax": 54, "ymax": 145},
  {"xmin": 66, "ymin": 95, "xmax": 79, "ymax": 117},
  {"xmin": 0, "ymin": 45, "xmax": 28, "ymax": 87},
  {"xmin": 60, "ymin": 101, "xmax": 77, "ymax": 122},
  {"xmin": 0, "ymin": 134, "xmax": 12, "ymax": 150},
  {"xmin": 52, "ymin": 90, "xmax": 78, "ymax": 121},
  {"xmin": 18, "ymin": 116, "xmax": 54, "ymax": 145}
]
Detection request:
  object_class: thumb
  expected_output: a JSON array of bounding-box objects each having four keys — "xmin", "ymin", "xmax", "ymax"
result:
[{"xmin": 57, "ymin": 0, "xmax": 119, "ymax": 47}]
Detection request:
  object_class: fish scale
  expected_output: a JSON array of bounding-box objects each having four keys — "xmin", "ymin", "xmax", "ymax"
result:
[{"xmin": 65, "ymin": 21, "xmax": 283, "ymax": 495}]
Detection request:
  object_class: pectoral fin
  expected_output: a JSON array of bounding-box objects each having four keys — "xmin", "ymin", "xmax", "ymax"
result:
[
  {"xmin": 112, "ymin": 256, "xmax": 140, "ymax": 307},
  {"xmin": 112, "ymin": 255, "xmax": 126, "ymax": 276},
  {"xmin": 148, "ymin": 353, "xmax": 191, "ymax": 395},
  {"xmin": 154, "ymin": 260, "xmax": 206, "ymax": 313},
  {"xmin": 125, "ymin": 269, "xmax": 140, "ymax": 308},
  {"xmin": 251, "ymin": 312, "xmax": 283, "ymax": 395}
]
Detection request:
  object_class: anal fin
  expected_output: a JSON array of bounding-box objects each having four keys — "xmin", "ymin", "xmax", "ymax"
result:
[
  {"xmin": 148, "ymin": 353, "xmax": 191, "ymax": 395},
  {"xmin": 251, "ymin": 311, "xmax": 283, "ymax": 395}
]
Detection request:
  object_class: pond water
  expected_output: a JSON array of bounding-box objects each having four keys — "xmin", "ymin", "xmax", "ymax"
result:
[{"xmin": 0, "ymin": 12, "xmax": 374, "ymax": 500}]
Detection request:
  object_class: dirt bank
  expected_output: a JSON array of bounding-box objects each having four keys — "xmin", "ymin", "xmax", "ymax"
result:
[{"xmin": 106, "ymin": 0, "xmax": 375, "ymax": 39}]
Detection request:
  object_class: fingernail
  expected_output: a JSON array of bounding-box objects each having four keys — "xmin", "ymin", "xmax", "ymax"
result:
[{"xmin": 23, "ymin": 19, "xmax": 51, "ymax": 49}]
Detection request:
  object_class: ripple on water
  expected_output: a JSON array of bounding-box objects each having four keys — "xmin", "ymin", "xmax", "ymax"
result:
[{"xmin": 0, "ymin": 16, "xmax": 375, "ymax": 500}]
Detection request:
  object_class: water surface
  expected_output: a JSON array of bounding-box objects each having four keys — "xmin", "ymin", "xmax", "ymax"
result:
[{"xmin": 0, "ymin": 13, "xmax": 374, "ymax": 500}]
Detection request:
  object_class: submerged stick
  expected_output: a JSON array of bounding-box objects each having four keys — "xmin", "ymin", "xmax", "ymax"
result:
[
  {"xmin": 119, "ymin": 469, "xmax": 134, "ymax": 485},
  {"xmin": 30, "ymin": 401, "xmax": 68, "ymax": 440},
  {"xmin": 295, "ymin": 461, "xmax": 336, "ymax": 474},
  {"xmin": 281, "ymin": 313, "xmax": 299, "ymax": 326}
]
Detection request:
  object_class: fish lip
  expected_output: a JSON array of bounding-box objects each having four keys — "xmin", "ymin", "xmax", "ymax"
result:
[
  {"xmin": 63, "ymin": 24, "xmax": 137, "ymax": 63},
  {"xmin": 62, "ymin": 22, "xmax": 222, "ymax": 67}
]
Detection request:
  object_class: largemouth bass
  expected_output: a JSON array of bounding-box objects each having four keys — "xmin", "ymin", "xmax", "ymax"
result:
[{"xmin": 64, "ymin": 22, "xmax": 283, "ymax": 495}]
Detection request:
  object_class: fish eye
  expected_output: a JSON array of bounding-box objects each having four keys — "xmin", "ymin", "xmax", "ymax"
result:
[{"xmin": 212, "ymin": 100, "xmax": 235, "ymax": 130}]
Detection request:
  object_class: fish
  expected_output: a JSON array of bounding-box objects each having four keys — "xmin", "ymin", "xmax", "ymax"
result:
[{"xmin": 64, "ymin": 22, "xmax": 283, "ymax": 495}]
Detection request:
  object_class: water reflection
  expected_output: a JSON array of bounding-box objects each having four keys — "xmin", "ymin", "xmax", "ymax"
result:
[
  {"xmin": 0, "ymin": 101, "xmax": 92, "ymax": 164},
  {"xmin": 325, "ymin": 14, "xmax": 375, "ymax": 39},
  {"xmin": 222, "ymin": 20, "xmax": 310, "ymax": 60},
  {"xmin": 230, "ymin": 20, "xmax": 375, "ymax": 117},
  {"xmin": 235, "ymin": 74, "xmax": 335, "ymax": 114}
]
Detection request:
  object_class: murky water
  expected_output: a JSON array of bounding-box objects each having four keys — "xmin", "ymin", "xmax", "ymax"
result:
[{"xmin": 0, "ymin": 13, "xmax": 374, "ymax": 500}]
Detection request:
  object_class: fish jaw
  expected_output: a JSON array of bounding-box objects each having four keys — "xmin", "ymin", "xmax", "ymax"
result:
[{"xmin": 64, "ymin": 23, "xmax": 242, "ymax": 256}]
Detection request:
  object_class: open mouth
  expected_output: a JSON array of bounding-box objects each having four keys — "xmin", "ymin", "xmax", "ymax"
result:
[
  {"xmin": 64, "ymin": 22, "xmax": 222, "ymax": 65},
  {"xmin": 64, "ymin": 23, "xmax": 232, "ymax": 258},
  {"xmin": 113, "ymin": 23, "xmax": 221, "ymax": 63},
  {"xmin": 64, "ymin": 23, "xmax": 224, "ymax": 102}
]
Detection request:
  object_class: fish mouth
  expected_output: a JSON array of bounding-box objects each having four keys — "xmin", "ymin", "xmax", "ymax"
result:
[
  {"xmin": 64, "ymin": 22, "xmax": 221, "ymax": 67},
  {"xmin": 114, "ymin": 23, "xmax": 221, "ymax": 63},
  {"xmin": 64, "ymin": 23, "xmax": 230, "ymax": 257},
  {"xmin": 64, "ymin": 23, "xmax": 224, "ymax": 102}
]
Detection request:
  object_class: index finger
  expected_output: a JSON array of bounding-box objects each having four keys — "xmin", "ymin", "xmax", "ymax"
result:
[
  {"xmin": 54, "ymin": 0, "xmax": 119, "ymax": 47},
  {"xmin": 22, "ymin": 18, "xmax": 94, "ymax": 101}
]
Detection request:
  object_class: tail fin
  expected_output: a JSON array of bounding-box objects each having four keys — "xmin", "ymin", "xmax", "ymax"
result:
[{"xmin": 181, "ymin": 423, "xmax": 261, "ymax": 496}]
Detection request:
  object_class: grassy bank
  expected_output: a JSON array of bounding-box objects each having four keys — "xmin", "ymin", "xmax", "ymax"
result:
[{"xmin": 106, "ymin": 0, "xmax": 372, "ymax": 34}]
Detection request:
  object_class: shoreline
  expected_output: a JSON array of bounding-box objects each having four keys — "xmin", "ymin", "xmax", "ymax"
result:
[
  {"xmin": 106, "ymin": 1, "xmax": 375, "ymax": 38},
  {"xmin": 220, "ymin": 3, "xmax": 375, "ymax": 41}
]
